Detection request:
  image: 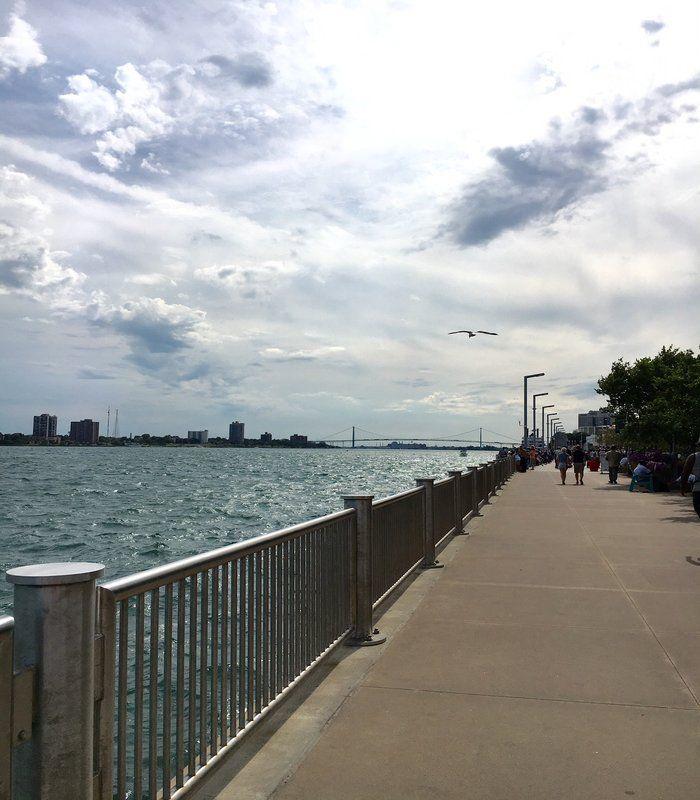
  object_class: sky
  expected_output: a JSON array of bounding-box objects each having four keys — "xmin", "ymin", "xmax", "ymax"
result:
[{"xmin": 0, "ymin": 0, "xmax": 698, "ymax": 441}]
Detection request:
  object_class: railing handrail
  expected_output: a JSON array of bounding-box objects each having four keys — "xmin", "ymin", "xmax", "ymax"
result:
[
  {"xmin": 372, "ymin": 485, "xmax": 424, "ymax": 510},
  {"xmin": 102, "ymin": 507, "xmax": 355, "ymax": 600},
  {"xmin": 433, "ymin": 476, "xmax": 455, "ymax": 487},
  {"xmin": 0, "ymin": 615, "xmax": 13, "ymax": 633}
]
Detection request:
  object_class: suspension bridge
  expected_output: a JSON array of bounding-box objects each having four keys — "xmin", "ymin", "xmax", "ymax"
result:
[{"xmin": 309, "ymin": 426, "xmax": 519, "ymax": 449}]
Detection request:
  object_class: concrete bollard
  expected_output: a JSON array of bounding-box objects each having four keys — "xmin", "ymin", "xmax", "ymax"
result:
[
  {"xmin": 447, "ymin": 471, "xmax": 465, "ymax": 535},
  {"xmin": 343, "ymin": 497, "xmax": 386, "ymax": 646},
  {"xmin": 6, "ymin": 562, "xmax": 104, "ymax": 800}
]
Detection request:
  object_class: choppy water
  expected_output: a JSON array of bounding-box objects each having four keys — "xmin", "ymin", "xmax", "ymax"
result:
[{"xmin": 0, "ymin": 446, "xmax": 493, "ymax": 613}]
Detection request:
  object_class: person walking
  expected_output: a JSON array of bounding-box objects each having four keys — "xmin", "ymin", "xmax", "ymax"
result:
[
  {"xmin": 571, "ymin": 444, "xmax": 586, "ymax": 485},
  {"xmin": 680, "ymin": 439, "xmax": 700, "ymax": 519},
  {"xmin": 556, "ymin": 447, "xmax": 571, "ymax": 485},
  {"xmin": 529, "ymin": 446, "xmax": 538, "ymax": 470},
  {"xmin": 606, "ymin": 446, "xmax": 621, "ymax": 484}
]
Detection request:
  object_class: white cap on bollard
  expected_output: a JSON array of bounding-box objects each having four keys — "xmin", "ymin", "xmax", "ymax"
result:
[{"xmin": 7, "ymin": 562, "xmax": 105, "ymax": 586}]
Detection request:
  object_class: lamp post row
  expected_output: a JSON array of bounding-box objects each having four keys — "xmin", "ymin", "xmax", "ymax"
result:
[{"xmin": 522, "ymin": 373, "xmax": 567, "ymax": 448}]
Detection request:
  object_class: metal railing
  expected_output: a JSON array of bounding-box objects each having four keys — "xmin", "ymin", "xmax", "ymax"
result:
[
  {"xmin": 1, "ymin": 455, "xmax": 516, "ymax": 799},
  {"xmin": 371, "ymin": 488, "xmax": 424, "ymax": 606}
]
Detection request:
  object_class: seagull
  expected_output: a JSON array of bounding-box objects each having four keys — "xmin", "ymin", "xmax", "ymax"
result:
[{"xmin": 448, "ymin": 330, "xmax": 498, "ymax": 337}]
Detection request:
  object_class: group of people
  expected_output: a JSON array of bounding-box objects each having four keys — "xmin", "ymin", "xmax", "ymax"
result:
[
  {"xmin": 555, "ymin": 445, "xmax": 587, "ymax": 485},
  {"xmin": 507, "ymin": 439, "xmax": 700, "ymax": 518}
]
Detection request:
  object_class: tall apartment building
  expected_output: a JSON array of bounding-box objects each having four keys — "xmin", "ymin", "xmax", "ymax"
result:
[
  {"xmin": 577, "ymin": 409, "xmax": 614, "ymax": 436},
  {"xmin": 69, "ymin": 419, "xmax": 99, "ymax": 444},
  {"xmin": 188, "ymin": 430, "xmax": 209, "ymax": 444},
  {"xmin": 228, "ymin": 420, "xmax": 245, "ymax": 445},
  {"xmin": 33, "ymin": 413, "xmax": 57, "ymax": 439},
  {"xmin": 289, "ymin": 434, "xmax": 308, "ymax": 445},
  {"xmin": 260, "ymin": 432, "xmax": 272, "ymax": 445}
]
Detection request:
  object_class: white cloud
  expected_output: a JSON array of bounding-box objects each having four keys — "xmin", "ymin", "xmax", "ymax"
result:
[
  {"xmin": 0, "ymin": 12, "xmax": 46, "ymax": 79},
  {"xmin": 0, "ymin": 165, "xmax": 86, "ymax": 311}
]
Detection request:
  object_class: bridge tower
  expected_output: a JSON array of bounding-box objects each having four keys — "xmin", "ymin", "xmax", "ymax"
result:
[{"xmin": 352, "ymin": 426, "xmax": 355, "ymax": 448}]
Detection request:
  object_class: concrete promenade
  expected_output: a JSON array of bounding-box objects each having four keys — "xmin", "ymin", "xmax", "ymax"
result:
[{"xmin": 199, "ymin": 468, "xmax": 700, "ymax": 800}]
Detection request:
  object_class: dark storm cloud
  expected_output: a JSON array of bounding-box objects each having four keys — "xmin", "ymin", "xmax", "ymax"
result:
[
  {"xmin": 202, "ymin": 53, "xmax": 273, "ymax": 87},
  {"xmin": 641, "ymin": 19, "xmax": 665, "ymax": 34},
  {"xmin": 444, "ymin": 128, "xmax": 610, "ymax": 247}
]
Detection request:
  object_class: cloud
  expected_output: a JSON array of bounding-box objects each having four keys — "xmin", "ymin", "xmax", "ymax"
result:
[
  {"xmin": 201, "ymin": 53, "xmax": 273, "ymax": 87},
  {"xmin": 444, "ymin": 76, "xmax": 700, "ymax": 247},
  {"xmin": 57, "ymin": 50, "xmax": 303, "ymax": 171},
  {"xmin": 0, "ymin": 165, "xmax": 86, "ymax": 310},
  {"xmin": 259, "ymin": 345, "xmax": 346, "ymax": 362},
  {"xmin": 641, "ymin": 19, "xmax": 664, "ymax": 34},
  {"xmin": 77, "ymin": 367, "xmax": 116, "ymax": 380},
  {"xmin": 0, "ymin": 12, "xmax": 46, "ymax": 79},
  {"xmin": 388, "ymin": 391, "xmax": 518, "ymax": 416},
  {"xmin": 444, "ymin": 125, "xmax": 610, "ymax": 247},
  {"xmin": 194, "ymin": 261, "xmax": 298, "ymax": 298},
  {"xmin": 90, "ymin": 295, "xmax": 208, "ymax": 357}
]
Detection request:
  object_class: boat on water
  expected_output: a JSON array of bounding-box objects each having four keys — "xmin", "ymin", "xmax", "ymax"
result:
[{"xmin": 459, "ymin": 449, "xmax": 468, "ymax": 457}]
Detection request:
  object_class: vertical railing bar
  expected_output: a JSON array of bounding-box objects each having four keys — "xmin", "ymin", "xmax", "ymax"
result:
[
  {"xmin": 246, "ymin": 554, "xmax": 255, "ymax": 723},
  {"xmin": 254, "ymin": 550, "xmax": 263, "ymax": 716},
  {"xmin": 269, "ymin": 546, "xmax": 277, "ymax": 701},
  {"xmin": 148, "ymin": 589, "xmax": 160, "ymax": 800},
  {"xmin": 283, "ymin": 539, "xmax": 290, "ymax": 688},
  {"xmin": 163, "ymin": 583, "xmax": 173, "ymax": 799},
  {"xmin": 276, "ymin": 542, "xmax": 283, "ymax": 696},
  {"xmin": 199, "ymin": 570, "xmax": 209, "ymax": 767},
  {"xmin": 134, "ymin": 594, "xmax": 145, "ymax": 800},
  {"xmin": 230, "ymin": 559, "xmax": 238, "ymax": 738},
  {"xmin": 187, "ymin": 575, "xmax": 197, "ymax": 778},
  {"xmin": 262, "ymin": 548, "xmax": 271, "ymax": 708},
  {"xmin": 117, "ymin": 599, "xmax": 129, "ymax": 800},
  {"xmin": 210, "ymin": 566, "xmax": 219, "ymax": 756},
  {"xmin": 238, "ymin": 557, "xmax": 246, "ymax": 730},
  {"xmin": 220, "ymin": 562, "xmax": 229, "ymax": 749},
  {"xmin": 175, "ymin": 579, "xmax": 185, "ymax": 790}
]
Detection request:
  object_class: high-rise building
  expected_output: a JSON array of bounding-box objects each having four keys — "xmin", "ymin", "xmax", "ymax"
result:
[
  {"xmin": 188, "ymin": 430, "xmax": 209, "ymax": 444},
  {"xmin": 577, "ymin": 409, "xmax": 614, "ymax": 436},
  {"xmin": 228, "ymin": 420, "xmax": 245, "ymax": 445},
  {"xmin": 33, "ymin": 413, "xmax": 57, "ymax": 439},
  {"xmin": 260, "ymin": 432, "xmax": 272, "ymax": 445},
  {"xmin": 290, "ymin": 434, "xmax": 308, "ymax": 445},
  {"xmin": 69, "ymin": 419, "xmax": 99, "ymax": 444}
]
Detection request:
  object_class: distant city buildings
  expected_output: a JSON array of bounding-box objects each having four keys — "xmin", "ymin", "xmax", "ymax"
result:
[
  {"xmin": 260, "ymin": 432, "xmax": 272, "ymax": 445},
  {"xmin": 228, "ymin": 421, "xmax": 244, "ymax": 445},
  {"xmin": 289, "ymin": 434, "xmax": 308, "ymax": 445},
  {"xmin": 69, "ymin": 419, "xmax": 99, "ymax": 444},
  {"xmin": 188, "ymin": 430, "xmax": 209, "ymax": 444},
  {"xmin": 33, "ymin": 413, "xmax": 57, "ymax": 440}
]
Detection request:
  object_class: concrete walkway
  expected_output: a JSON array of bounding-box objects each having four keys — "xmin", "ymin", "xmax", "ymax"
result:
[{"xmin": 201, "ymin": 469, "xmax": 700, "ymax": 800}]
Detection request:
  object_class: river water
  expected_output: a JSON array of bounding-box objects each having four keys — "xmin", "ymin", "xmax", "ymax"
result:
[{"xmin": 0, "ymin": 446, "xmax": 493, "ymax": 613}]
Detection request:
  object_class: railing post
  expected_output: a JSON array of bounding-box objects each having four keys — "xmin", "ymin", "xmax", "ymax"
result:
[
  {"xmin": 343, "ymin": 496, "xmax": 386, "ymax": 647},
  {"xmin": 469, "ymin": 468, "xmax": 481, "ymax": 517},
  {"xmin": 6, "ymin": 562, "xmax": 105, "ymax": 800},
  {"xmin": 415, "ymin": 479, "xmax": 445, "ymax": 569},
  {"xmin": 479, "ymin": 464, "xmax": 490, "ymax": 504},
  {"xmin": 0, "ymin": 616, "xmax": 12, "ymax": 799},
  {"xmin": 447, "ymin": 471, "xmax": 465, "ymax": 535}
]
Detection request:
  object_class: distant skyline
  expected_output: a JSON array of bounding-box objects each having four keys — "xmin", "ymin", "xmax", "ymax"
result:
[{"xmin": 1, "ymin": 1, "xmax": 698, "ymax": 437}]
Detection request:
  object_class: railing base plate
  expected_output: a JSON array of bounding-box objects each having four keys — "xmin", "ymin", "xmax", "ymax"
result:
[
  {"xmin": 420, "ymin": 561, "xmax": 445, "ymax": 570},
  {"xmin": 346, "ymin": 634, "xmax": 387, "ymax": 647}
]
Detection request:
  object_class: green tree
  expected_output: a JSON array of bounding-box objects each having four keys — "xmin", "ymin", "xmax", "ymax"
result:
[{"xmin": 597, "ymin": 346, "xmax": 700, "ymax": 450}]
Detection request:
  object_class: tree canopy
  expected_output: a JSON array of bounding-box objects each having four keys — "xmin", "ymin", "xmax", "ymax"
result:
[{"xmin": 597, "ymin": 346, "xmax": 700, "ymax": 451}]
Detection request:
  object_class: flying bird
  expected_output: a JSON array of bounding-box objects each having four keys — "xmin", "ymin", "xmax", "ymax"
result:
[{"xmin": 448, "ymin": 330, "xmax": 498, "ymax": 337}]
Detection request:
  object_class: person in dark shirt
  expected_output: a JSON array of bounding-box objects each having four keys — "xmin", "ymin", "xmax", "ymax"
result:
[{"xmin": 571, "ymin": 444, "xmax": 586, "ymax": 485}]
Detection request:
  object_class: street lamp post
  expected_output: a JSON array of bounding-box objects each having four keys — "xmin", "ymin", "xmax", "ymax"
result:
[
  {"xmin": 541, "ymin": 404, "xmax": 554, "ymax": 446},
  {"xmin": 532, "ymin": 392, "xmax": 549, "ymax": 443},
  {"xmin": 523, "ymin": 373, "xmax": 545, "ymax": 446},
  {"xmin": 546, "ymin": 412, "xmax": 557, "ymax": 444}
]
